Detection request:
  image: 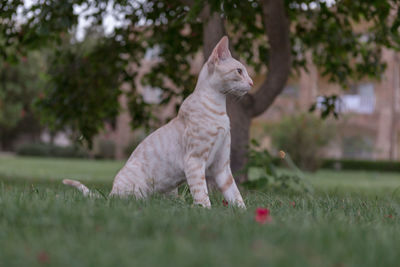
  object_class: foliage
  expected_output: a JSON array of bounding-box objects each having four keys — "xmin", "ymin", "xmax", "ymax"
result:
[
  {"xmin": 35, "ymin": 30, "xmax": 133, "ymax": 146},
  {"xmin": 123, "ymin": 130, "xmax": 147, "ymax": 158},
  {"xmin": 270, "ymin": 157, "xmax": 400, "ymax": 173},
  {"xmin": 341, "ymin": 135, "xmax": 374, "ymax": 159},
  {"xmin": 322, "ymin": 158, "xmax": 400, "ymax": 172},
  {"xmin": 94, "ymin": 138, "xmax": 116, "ymax": 159},
  {"xmin": 16, "ymin": 143, "xmax": 51, "ymax": 157},
  {"xmin": 3, "ymin": 0, "xmax": 146, "ymax": 145},
  {"xmin": 2, "ymin": 0, "xmax": 400, "ymax": 143},
  {"xmin": 16, "ymin": 143, "xmax": 89, "ymax": 158},
  {"xmin": 309, "ymin": 94, "xmax": 340, "ymax": 119},
  {"xmin": 270, "ymin": 113, "xmax": 335, "ymax": 171},
  {"xmin": 0, "ymin": 50, "xmax": 47, "ymax": 149},
  {"xmin": 123, "ymin": 139, "xmax": 139, "ymax": 158},
  {"xmin": 241, "ymin": 139, "xmax": 312, "ymax": 193}
]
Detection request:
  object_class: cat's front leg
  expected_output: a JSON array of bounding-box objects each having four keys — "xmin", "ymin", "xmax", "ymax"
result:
[
  {"xmin": 184, "ymin": 157, "xmax": 211, "ymax": 208},
  {"xmin": 214, "ymin": 164, "xmax": 246, "ymax": 208},
  {"xmin": 211, "ymin": 135, "xmax": 246, "ymax": 208}
]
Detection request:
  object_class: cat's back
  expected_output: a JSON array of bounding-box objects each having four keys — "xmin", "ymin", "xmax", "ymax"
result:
[
  {"xmin": 113, "ymin": 117, "xmax": 186, "ymax": 194},
  {"xmin": 129, "ymin": 117, "xmax": 184, "ymax": 160}
]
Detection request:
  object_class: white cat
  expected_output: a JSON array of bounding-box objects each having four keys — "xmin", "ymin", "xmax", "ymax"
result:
[{"xmin": 64, "ymin": 36, "xmax": 253, "ymax": 208}]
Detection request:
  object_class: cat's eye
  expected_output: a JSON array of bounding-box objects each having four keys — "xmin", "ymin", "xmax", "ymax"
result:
[{"xmin": 237, "ymin": 68, "xmax": 243, "ymax": 75}]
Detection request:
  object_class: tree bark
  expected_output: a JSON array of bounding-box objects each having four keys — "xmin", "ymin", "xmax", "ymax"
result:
[
  {"xmin": 227, "ymin": 95, "xmax": 253, "ymax": 182},
  {"xmin": 249, "ymin": 0, "xmax": 291, "ymax": 117},
  {"xmin": 201, "ymin": 0, "xmax": 291, "ymax": 183},
  {"xmin": 201, "ymin": 6, "xmax": 226, "ymax": 60}
]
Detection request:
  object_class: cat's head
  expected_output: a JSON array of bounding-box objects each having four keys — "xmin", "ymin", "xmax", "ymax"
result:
[{"xmin": 206, "ymin": 36, "xmax": 253, "ymax": 96}]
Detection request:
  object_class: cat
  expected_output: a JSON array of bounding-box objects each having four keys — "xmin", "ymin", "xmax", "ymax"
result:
[{"xmin": 63, "ymin": 36, "xmax": 253, "ymax": 208}]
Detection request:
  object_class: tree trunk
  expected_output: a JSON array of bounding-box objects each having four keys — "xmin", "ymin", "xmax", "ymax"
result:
[
  {"xmin": 201, "ymin": 0, "xmax": 291, "ymax": 183},
  {"xmin": 202, "ymin": 6, "xmax": 226, "ymax": 60},
  {"xmin": 227, "ymin": 95, "xmax": 253, "ymax": 182},
  {"xmin": 249, "ymin": 0, "xmax": 291, "ymax": 117}
]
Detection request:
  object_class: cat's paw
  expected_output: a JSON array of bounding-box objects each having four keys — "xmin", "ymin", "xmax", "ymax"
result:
[{"xmin": 234, "ymin": 200, "xmax": 246, "ymax": 209}]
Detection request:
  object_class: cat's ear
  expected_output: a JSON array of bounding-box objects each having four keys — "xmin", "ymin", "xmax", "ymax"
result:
[{"xmin": 208, "ymin": 36, "xmax": 231, "ymax": 66}]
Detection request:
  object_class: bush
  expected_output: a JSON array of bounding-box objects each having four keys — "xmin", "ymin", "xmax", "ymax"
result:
[
  {"xmin": 322, "ymin": 159, "xmax": 400, "ymax": 172},
  {"xmin": 123, "ymin": 130, "xmax": 147, "ymax": 158},
  {"xmin": 50, "ymin": 145, "xmax": 89, "ymax": 158},
  {"xmin": 271, "ymin": 157, "xmax": 400, "ymax": 172},
  {"xmin": 16, "ymin": 143, "xmax": 89, "ymax": 158},
  {"xmin": 124, "ymin": 138, "xmax": 144, "ymax": 158},
  {"xmin": 270, "ymin": 113, "xmax": 335, "ymax": 171},
  {"xmin": 95, "ymin": 139, "xmax": 116, "ymax": 159},
  {"xmin": 242, "ymin": 140, "xmax": 313, "ymax": 193},
  {"xmin": 16, "ymin": 143, "xmax": 50, "ymax": 157}
]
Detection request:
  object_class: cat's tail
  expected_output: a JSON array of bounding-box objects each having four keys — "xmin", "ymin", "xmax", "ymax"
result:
[{"xmin": 62, "ymin": 179, "xmax": 91, "ymax": 196}]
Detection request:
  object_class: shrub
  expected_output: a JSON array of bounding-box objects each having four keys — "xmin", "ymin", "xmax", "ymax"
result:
[
  {"xmin": 50, "ymin": 145, "xmax": 89, "ymax": 158},
  {"xmin": 124, "ymin": 138, "xmax": 145, "ymax": 158},
  {"xmin": 95, "ymin": 139, "xmax": 116, "ymax": 159},
  {"xmin": 241, "ymin": 140, "xmax": 313, "ymax": 193},
  {"xmin": 341, "ymin": 135, "xmax": 374, "ymax": 159},
  {"xmin": 16, "ymin": 143, "xmax": 51, "ymax": 157},
  {"xmin": 322, "ymin": 159, "xmax": 400, "ymax": 172},
  {"xmin": 123, "ymin": 129, "xmax": 147, "ymax": 158},
  {"xmin": 16, "ymin": 143, "xmax": 89, "ymax": 158},
  {"xmin": 270, "ymin": 113, "xmax": 335, "ymax": 171}
]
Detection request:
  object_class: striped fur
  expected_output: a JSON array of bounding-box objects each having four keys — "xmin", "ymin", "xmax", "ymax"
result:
[{"xmin": 63, "ymin": 36, "xmax": 253, "ymax": 208}]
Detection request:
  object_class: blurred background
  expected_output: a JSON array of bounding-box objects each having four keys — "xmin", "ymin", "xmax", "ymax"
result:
[{"xmin": 1, "ymin": 0, "xmax": 400, "ymax": 177}]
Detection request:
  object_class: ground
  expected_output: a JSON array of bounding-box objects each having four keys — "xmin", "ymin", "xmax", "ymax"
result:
[{"xmin": 1, "ymin": 156, "xmax": 400, "ymax": 267}]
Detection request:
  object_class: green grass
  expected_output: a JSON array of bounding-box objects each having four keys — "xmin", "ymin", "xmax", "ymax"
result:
[
  {"xmin": 1, "ymin": 155, "xmax": 400, "ymax": 267},
  {"xmin": 308, "ymin": 169, "xmax": 400, "ymax": 195},
  {"xmin": 0, "ymin": 156, "xmax": 124, "ymax": 184}
]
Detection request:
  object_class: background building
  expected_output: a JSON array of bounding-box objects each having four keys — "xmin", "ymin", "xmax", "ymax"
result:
[{"xmin": 253, "ymin": 48, "xmax": 400, "ymax": 160}]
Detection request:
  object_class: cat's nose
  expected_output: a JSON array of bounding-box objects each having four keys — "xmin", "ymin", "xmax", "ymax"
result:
[{"xmin": 249, "ymin": 79, "xmax": 254, "ymax": 87}]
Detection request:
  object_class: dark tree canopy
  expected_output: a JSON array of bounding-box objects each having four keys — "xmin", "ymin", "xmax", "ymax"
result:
[
  {"xmin": 1, "ymin": 0, "xmax": 400, "ymax": 175},
  {"xmin": 0, "ymin": 48, "xmax": 47, "ymax": 149}
]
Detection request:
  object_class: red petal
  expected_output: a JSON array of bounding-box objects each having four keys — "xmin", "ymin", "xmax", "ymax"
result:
[
  {"xmin": 255, "ymin": 208, "xmax": 272, "ymax": 224},
  {"xmin": 256, "ymin": 208, "xmax": 269, "ymax": 216}
]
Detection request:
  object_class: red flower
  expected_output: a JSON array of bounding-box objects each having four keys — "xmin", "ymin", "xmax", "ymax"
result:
[
  {"xmin": 290, "ymin": 201, "xmax": 296, "ymax": 208},
  {"xmin": 20, "ymin": 109, "xmax": 26, "ymax": 118},
  {"xmin": 37, "ymin": 251, "xmax": 50, "ymax": 264},
  {"xmin": 385, "ymin": 214, "xmax": 393, "ymax": 219},
  {"xmin": 255, "ymin": 208, "xmax": 272, "ymax": 224},
  {"xmin": 222, "ymin": 199, "xmax": 228, "ymax": 207}
]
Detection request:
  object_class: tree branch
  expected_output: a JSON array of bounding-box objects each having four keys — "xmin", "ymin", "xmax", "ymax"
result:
[{"xmin": 249, "ymin": 0, "xmax": 291, "ymax": 117}]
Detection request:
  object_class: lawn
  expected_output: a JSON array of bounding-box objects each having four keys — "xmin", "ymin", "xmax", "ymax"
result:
[{"xmin": 1, "ymin": 155, "xmax": 400, "ymax": 267}]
